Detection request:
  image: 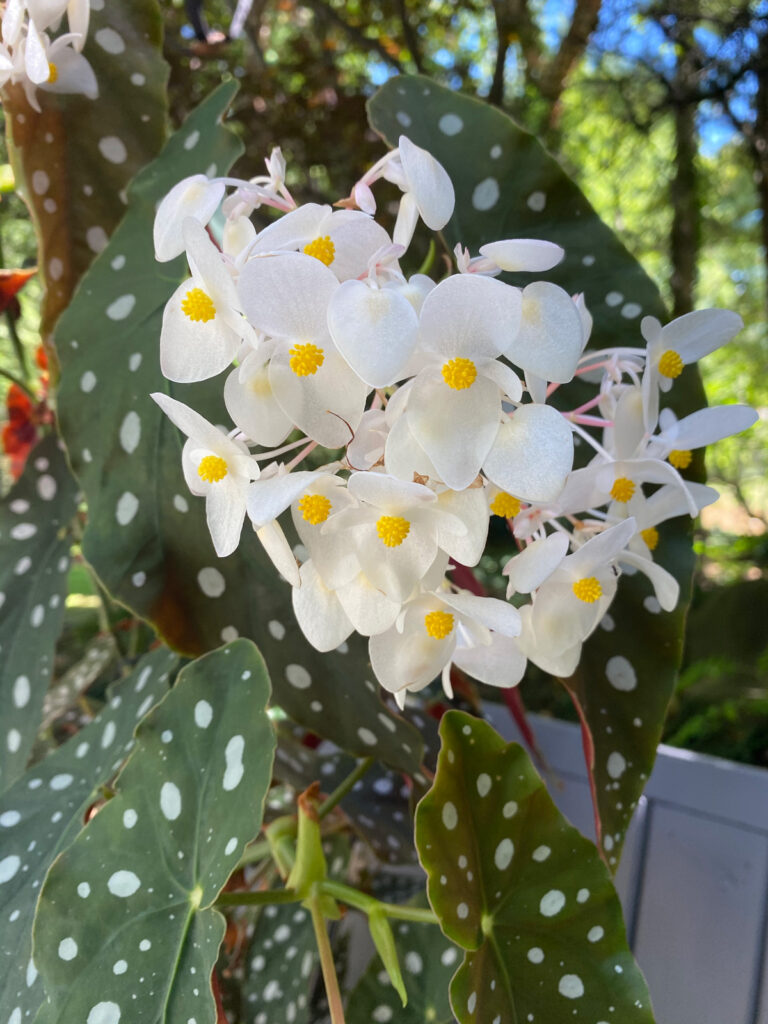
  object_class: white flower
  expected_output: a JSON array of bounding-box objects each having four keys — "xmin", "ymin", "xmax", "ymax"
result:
[
  {"xmin": 151, "ymin": 393, "xmax": 260, "ymax": 557},
  {"xmin": 483, "ymin": 403, "xmax": 574, "ymax": 503},
  {"xmin": 320, "ymin": 471, "xmax": 467, "ymax": 603},
  {"xmin": 647, "ymin": 404, "xmax": 758, "ymax": 469},
  {"xmin": 369, "ymin": 588, "xmax": 522, "ymax": 706},
  {"xmin": 385, "ymin": 136, "xmax": 455, "ymax": 250},
  {"xmin": 153, "ymin": 176, "xmax": 226, "ymax": 262},
  {"xmin": 237, "ymin": 252, "xmax": 369, "ymax": 448},
  {"xmin": 327, "ymin": 278, "xmax": 419, "ymax": 388},
  {"xmin": 526, "ymin": 518, "xmax": 636, "ymax": 660},
  {"xmin": 641, "ymin": 309, "xmax": 743, "ymax": 428},
  {"xmin": 402, "ymin": 273, "xmax": 523, "ymax": 490},
  {"xmin": 248, "ymin": 203, "xmax": 393, "ymax": 282},
  {"xmin": 160, "ymin": 219, "xmax": 247, "ymax": 383},
  {"xmin": 223, "ymin": 347, "xmax": 293, "ymax": 448},
  {"xmin": 477, "ymin": 238, "xmax": 564, "ymax": 273},
  {"xmin": 506, "ymin": 281, "xmax": 584, "ymax": 383}
]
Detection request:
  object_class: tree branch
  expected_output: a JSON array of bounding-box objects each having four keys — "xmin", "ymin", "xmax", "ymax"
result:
[{"xmin": 303, "ymin": 0, "xmax": 405, "ymax": 72}]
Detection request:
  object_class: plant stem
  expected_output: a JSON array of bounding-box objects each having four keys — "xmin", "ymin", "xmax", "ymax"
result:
[
  {"xmin": 320, "ymin": 879, "xmax": 439, "ymax": 925},
  {"xmin": 317, "ymin": 756, "xmax": 375, "ymax": 820},
  {"xmin": 0, "ymin": 364, "xmax": 33, "ymax": 395},
  {"xmin": 309, "ymin": 887, "xmax": 346, "ymax": 1024},
  {"xmin": 214, "ymin": 888, "xmax": 301, "ymax": 908},
  {"xmin": 236, "ymin": 839, "xmax": 272, "ymax": 868}
]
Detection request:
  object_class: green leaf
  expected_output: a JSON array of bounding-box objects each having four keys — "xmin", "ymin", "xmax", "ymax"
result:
[
  {"xmin": 241, "ymin": 902, "xmax": 319, "ymax": 1023},
  {"xmin": 415, "ymin": 711, "xmax": 655, "ymax": 1024},
  {"xmin": 347, "ymin": 915, "xmax": 458, "ymax": 1024},
  {"xmin": 0, "ymin": 646, "xmax": 176, "ymax": 1024},
  {"xmin": 0, "ymin": 435, "xmax": 78, "ymax": 792},
  {"xmin": 54, "ymin": 85, "xmax": 423, "ymax": 774},
  {"xmin": 33, "ymin": 639, "xmax": 275, "ymax": 1024},
  {"xmin": 2, "ymin": 0, "xmax": 167, "ymax": 337},
  {"xmin": 369, "ymin": 76, "xmax": 707, "ymax": 860}
]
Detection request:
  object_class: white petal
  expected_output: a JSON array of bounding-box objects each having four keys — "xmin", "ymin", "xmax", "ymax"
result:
[
  {"xmin": 2, "ymin": 0, "xmax": 25, "ymax": 45},
  {"xmin": 256, "ymin": 521, "xmax": 300, "ymax": 587},
  {"xmin": 239, "ymin": 251, "xmax": 337, "ymax": 340},
  {"xmin": 392, "ymin": 190, "xmax": 420, "ymax": 250},
  {"xmin": 418, "ymin": 273, "xmax": 522, "ymax": 360},
  {"xmin": 328, "ymin": 281, "xmax": 419, "ymax": 388},
  {"xmin": 480, "ymin": 359, "xmax": 523, "ymax": 401},
  {"xmin": 292, "ymin": 561, "xmax": 354, "ymax": 652},
  {"xmin": 336, "ymin": 573, "xmax": 401, "ymax": 636},
  {"xmin": 660, "ymin": 404, "xmax": 757, "ymax": 451},
  {"xmin": 347, "ymin": 471, "xmax": 434, "ymax": 511},
  {"xmin": 67, "ymin": 0, "xmax": 89, "ymax": 44},
  {"xmin": 384, "ymin": 414, "xmax": 439, "ymax": 482},
  {"xmin": 507, "ymin": 282, "xmax": 583, "ymax": 382},
  {"xmin": 160, "ymin": 281, "xmax": 240, "ymax": 383},
  {"xmin": 24, "ymin": 21, "xmax": 50, "ymax": 83},
  {"xmin": 354, "ymin": 517, "xmax": 438, "ymax": 603},
  {"xmin": 613, "ymin": 386, "xmax": 645, "ymax": 459},
  {"xmin": 41, "ymin": 46, "xmax": 97, "ymax": 97},
  {"xmin": 662, "ymin": 309, "xmax": 743, "ymax": 363},
  {"xmin": 441, "ymin": 591, "xmax": 521, "ymax": 637},
  {"xmin": 370, "ymin": 619, "xmax": 455, "ymax": 694},
  {"xmin": 250, "ymin": 204, "xmax": 329, "ymax": 254},
  {"xmin": 408, "ymin": 372, "xmax": 500, "ymax": 490},
  {"xmin": 619, "ymin": 550, "xmax": 679, "ymax": 611},
  {"xmin": 247, "ymin": 471, "xmax": 324, "ymax": 529},
  {"xmin": 347, "ymin": 409, "xmax": 388, "ymax": 471},
  {"xmin": 26, "ymin": 0, "xmax": 67, "ymax": 30},
  {"xmin": 483, "ymin": 404, "xmax": 573, "ymax": 503},
  {"xmin": 152, "ymin": 392, "xmax": 234, "ymax": 452},
  {"xmin": 566, "ymin": 518, "xmax": 637, "ymax": 576},
  {"xmin": 503, "ymin": 533, "xmax": 569, "ymax": 594},
  {"xmin": 398, "ymin": 136, "xmax": 455, "ymax": 229},
  {"xmin": 326, "ymin": 211, "xmax": 395, "ymax": 281},
  {"xmin": 269, "ymin": 344, "xmax": 367, "ymax": 448},
  {"xmin": 530, "ymin": 573, "xmax": 616, "ymax": 655},
  {"xmin": 479, "ymin": 239, "xmax": 564, "ymax": 273},
  {"xmin": 435, "ymin": 486, "xmax": 489, "ymax": 566},
  {"xmin": 453, "ymin": 635, "xmax": 527, "ymax": 687},
  {"xmin": 205, "ymin": 476, "xmax": 246, "ymax": 557},
  {"xmin": 154, "ymin": 176, "xmax": 225, "ymax": 262},
  {"xmin": 223, "ymin": 356, "xmax": 293, "ymax": 446}
]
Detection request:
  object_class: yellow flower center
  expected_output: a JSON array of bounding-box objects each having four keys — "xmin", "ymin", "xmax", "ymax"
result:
[
  {"xmin": 303, "ymin": 235, "xmax": 336, "ymax": 266},
  {"xmin": 181, "ymin": 287, "xmax": 216, "ymax": 323},
  {"xmin": 641, "ymin": 527, "xmax": 659, "ymax": 551},
  {"xmin": 47, "ymin": 62, "xmax": 58, "ymax": 83},
  {"xmin": 197, "ymin": 455, "xmax": 228, "ymax": 483},
  {"xmin": 572, "ymin": 576, "xmax": 603, "ymax": 603},
  {"xmin": 424, "ymin": 610, "xmax": 455, "ymax": 639},
  {"xmin": 610, "ymin": 476, "xmax": 636, "ymax": 503},
  {"xmin": 658, "ymin": 349, "xmax": 684, "ymax": 379},
  {"xmin": 668, "ymin": 449, "xmax": 692, "ymax": 470},
  {"xmin": 490, "ymin": 492, "xmax": 521, "ymax": 519},
  {"xmin": 289, "ymin": 342, "xmax": 325, "ymax": 377},
  {"xmin": 376, "ymin": 515, "xmax": 411, "ymax": 548},
  {"xmin": 297, "ymin": 493, "xmax": 332, "ymax": 525},
  {"xmin": 441, "ymin": 357, "xmax": 477, "ymax": 391}
]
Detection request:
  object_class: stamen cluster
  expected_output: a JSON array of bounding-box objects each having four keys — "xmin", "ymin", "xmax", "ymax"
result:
[{"xmin": 151, "ymin": 135, "xmax": 756, "ymax": 706}]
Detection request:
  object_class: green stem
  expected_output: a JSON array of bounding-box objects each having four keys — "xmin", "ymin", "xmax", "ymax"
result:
[
  {"xmin": 214, "ymin": 888, "xmax": 301, "ymax": 908},
  {"xmin": 0, "ymin": 232, "xmax": 30, "ymax": 381},
  {"xmin": 309, "ymin": 886, "xmax": 346, "ymax": 1024},
  {"xmin": 236, "ymin": 839, "xmax": 272, "ymax": 869},
  {"xmin": 0, "ymin": 365, "xmax": 33, "ymax": 395},
  {"xmin": 320, "ymin": 879, "xmax": 439, "ymax": 925},
  {"xmin": 317, "ymin": 756, "xmax": 375, "ymax": 821}
]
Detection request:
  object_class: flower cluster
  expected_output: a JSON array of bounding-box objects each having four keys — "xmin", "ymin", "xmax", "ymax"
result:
[
  {"xmin": 0, "ymin": 0, "xmax": 96, "ymax": 110},
  {"xmin": 151, "ymin": 138, "xmax": 756, "ymax": 707}
]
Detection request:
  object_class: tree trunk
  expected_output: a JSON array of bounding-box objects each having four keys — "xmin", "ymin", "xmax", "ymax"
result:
[{"xmin": 670, "ymin": 99, "xmax": 700, "ymax": 317}]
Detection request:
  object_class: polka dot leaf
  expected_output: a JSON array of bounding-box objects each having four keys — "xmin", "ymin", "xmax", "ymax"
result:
[
  {"xmin": 2, "ymin": 0, "xmax": 167, "ymax": 339},
  {"xmin": 370, "ymin": 76, "xmax": 706, "ymax": 863},
  {"xmin": 415, "ymin": 711, "xmax": 656, "ymax": 1024},
  {"xmin": 346, "ymin": 916, "xmax": 458, "ymax": 1024},
  {"xmin": 54, "ymin": 83, "xmax": 422, "ymax": 774},
  {"xmin": 0, "ymin": 435, "xmax": 78, "ymax": 793},
  {"xmin": 0, "ymin": 646, "xmax": 175, "ymax": 1024},
  {"xmin": 241, "ymin": 902, "xmax": 319, "ymax": 1023},
  {"xmin": 32, "ymin": 639, "xmax": 274, "ymax": 1024}
]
